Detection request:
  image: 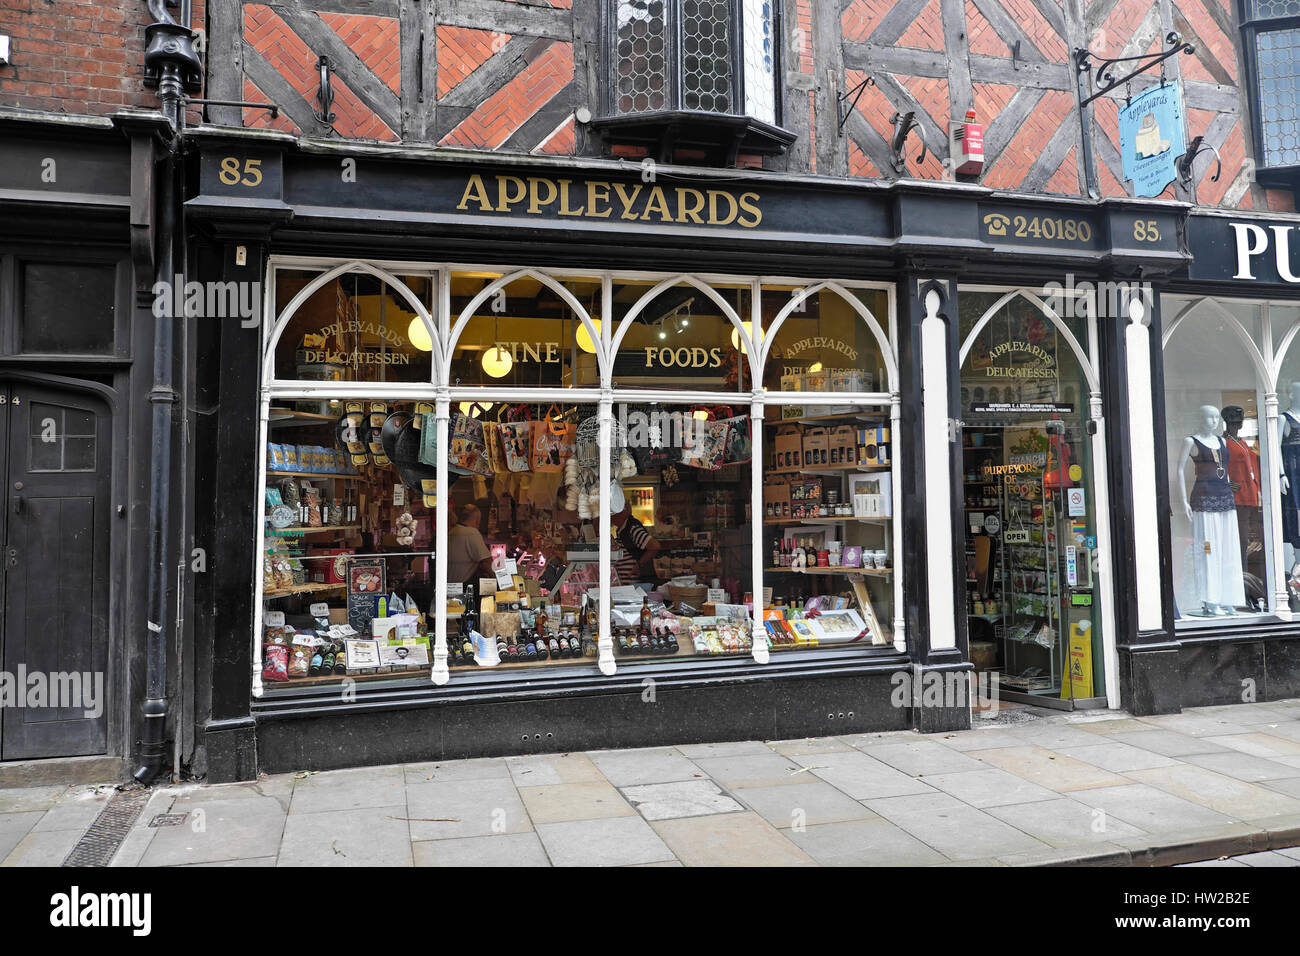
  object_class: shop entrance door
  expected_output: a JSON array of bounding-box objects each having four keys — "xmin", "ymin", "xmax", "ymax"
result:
[
  {"xmin": 0, "ymin": 380, "xmax": 110, "ymax": 759},
  {"xmin": 962, "ymin": 417, "xmax": 1106, "ymax": 709}
]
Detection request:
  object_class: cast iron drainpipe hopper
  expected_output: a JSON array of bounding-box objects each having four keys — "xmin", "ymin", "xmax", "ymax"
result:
[{"xmin": 134, "ymin": 0, "xmax": 201, "ymax": 785}]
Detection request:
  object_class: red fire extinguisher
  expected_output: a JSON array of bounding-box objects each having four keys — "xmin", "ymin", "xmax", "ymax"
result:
[{"xmin": 953, "ymin": 108, "xmax": 985, "ymax": 176}]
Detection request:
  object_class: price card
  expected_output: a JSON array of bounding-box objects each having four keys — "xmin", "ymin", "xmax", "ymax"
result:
[
  {"xmin": 309, "ymin": 602, "xmax": 329, "ymax": 617},
  {"xmin": 447, "ymin": 583, "xmax": 464, "ymax": 598},
  {"xmin": 264, "ymin": 610, "xmax": 285, "ymax": 627},
  {"xmin": 393, "ymin": 484, "xmax": 406, "ymax": 507},
  {"xmin": 706, "ymin": 588, "xmax": 728, "ymax": 604},
  {"xmin": 495, "ymin": 566, "xmax": 516, "ymax": 589}
]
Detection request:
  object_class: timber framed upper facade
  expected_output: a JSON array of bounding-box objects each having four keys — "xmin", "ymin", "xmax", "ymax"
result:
[{"xmin": 186, "ymin": 0, "xmax": 1298, "ymax": 211}]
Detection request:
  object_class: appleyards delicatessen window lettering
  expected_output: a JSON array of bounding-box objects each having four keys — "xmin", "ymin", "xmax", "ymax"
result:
[
  {"xmin": 968, "ymin": 339, "xmax": 1057, "ymax": 380},
  {"xmin": 455, "ymin": 174, "xmax": 763, "ymax": 227}
]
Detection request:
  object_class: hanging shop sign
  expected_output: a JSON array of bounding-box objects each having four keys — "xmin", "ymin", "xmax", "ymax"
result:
[{"xmin": 1118, "ymin": 82, "xmax": 1185, "ymax": 198}]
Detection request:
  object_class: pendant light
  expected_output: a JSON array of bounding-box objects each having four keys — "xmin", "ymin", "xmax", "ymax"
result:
[{"xmin": 481, "ymin": 312, "xmax": 512, "ymax": 378}]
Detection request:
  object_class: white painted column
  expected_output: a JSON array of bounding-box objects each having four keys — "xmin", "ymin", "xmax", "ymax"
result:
[
  {"xmin": 252, "ymin": 387, "xmax": 271, "ymax": 698},
  {"xmin": 598, "ymin": 390, "xmax": 616, "ymax": 676},
  {"xmin": 751, "ymin": 395, "xmax": 768, "ymax": 663},
  {"xmin": 921, "ymin": 287, "xmax": 957, "ymax": 651},
  {"xmin": 1088, "ymin": 387, "xmax": 1120, "ymax": 709},
  {"xmin": 432, "ymin": 390, "xmax": 451, "ymax": 684},
  {"xmin": 1263, "ymin": 391, "xmax": 1291, "ymax": 618},
  {"xmin": 891, "ymin": 393, "xmax": 906, "ymax": 651},
  {"xmin": 1124, "ymin": 303, "xmax": 1164, "ymax": 635}
]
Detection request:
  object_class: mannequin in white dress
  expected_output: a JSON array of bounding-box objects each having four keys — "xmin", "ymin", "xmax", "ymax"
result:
[{"xmin": 1177, "ymin": 405, "xmax": 1245, "ymax": 615}]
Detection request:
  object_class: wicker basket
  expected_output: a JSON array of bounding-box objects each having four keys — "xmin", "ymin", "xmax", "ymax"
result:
[{"xmin": 667, "ymin": 583, "xmax": 708, "ymax": 608}]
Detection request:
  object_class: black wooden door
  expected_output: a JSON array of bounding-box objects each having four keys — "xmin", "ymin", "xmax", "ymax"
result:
[{"xmin": 0, "ymin": 381, "xmax": 110, "ymax": 758}]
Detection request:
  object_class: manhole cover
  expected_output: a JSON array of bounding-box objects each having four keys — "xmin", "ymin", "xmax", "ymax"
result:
[
  {"xmin": 148, "ymin": 812, "xmax": 188, "ymax": 828},
  {"xmin": 63, "ymin": 789, "xmax": 151, "ymax": 867}
]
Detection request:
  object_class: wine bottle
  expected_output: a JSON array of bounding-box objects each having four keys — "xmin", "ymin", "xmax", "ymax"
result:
[
  {"xmin": 547, "ymin": 633, "xmax": 561, "ymax": 659},
  {"xmin": 567, "ymin": 630, "xmax": 582, "ymax": 657},
  {"xmin": 332, "ymin": 643, "xmax": 347, "ymax": 675}
]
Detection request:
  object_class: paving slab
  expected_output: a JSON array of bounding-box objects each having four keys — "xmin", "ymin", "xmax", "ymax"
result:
[
  {"xmin": 788, "ymin": 751, "xmax": 936, "ymax": 800},
  {"xmin": 651, "ymin": 811, "xmax": 817, "ymax": 866},
  {"xmin": 933, "ymin": 728, "xmax": 1045, "ymax": 751},
  {"xmin": 536, "ymin": 816, "xmax": 675, "ymax": 867},
  {"xmin": 1099, "ymin": 729, "xmax": 1229, "ymax": 758},
  {"xmin": 854, "ymin": 739, "xmax": 986, "ymax": 776},
  {"xmin": 0, "ymin": 785, "xmax": 68, "ymax": 814},
  {"xmin": 691, "ymin": 752, "xmax": 807, "ymax": 788},
  {"xmin": 1, "ymin": 827, "xmax": 83, "ymax": 867},
  {"xmin": 1126, "ymin": 764, "xmax": 1300, "ymax": 821},
  {"xmin": 137, "ymin": 795, "xmax": 288, "ymax": 867},
  {"xmin": 766, "ymin": 737, "xmax": 857, "ymax": 757},
  {"xmin": 1066, "ymin": 716, "xmax": 1150, "ymax": 735},
  {"xmin": 969, "ymin": 746, "xmax": 1129, "ymax": 792},
  {"xmin": 1229, "ymin": 850, "xmax": 1299, "ymax": 866},
  {"xmin": 860, "ymin": 800, "xmax": 1050, "ymax": 861},
  {"xmin": 1018, "ymin": 725, "xmax": 1123, "ymax": 750},
  {"xmin": 619, "ymin": 780, "xmax": 745, "ymax": 821},
  {"xmin": 402, "ymin": 758, "xmax": 511, "ymax": 785},
  {"xmin": 506, "ymin": 753, "xmax": 606, "ymax": 787},
  {"xmin": 985, "ymin": 796, "xmax": 1147, "ymax": 847},
  {"xmin": 412, "ymin": 832, "xmax": 551, "ymax": 867},
  {"xmin": 181, "ymin": 856, "xmax": 277, "ymax": 867},
  {"xmin": 676, "ymin": 741, "xmax": 776, "ymax": 758},
  {"xmin": 1183, "ymin": 751, "xmax": 1300, "ymax": 783},
  {"xmin": 1055, "ymin": 742, "xmax": 1180, "ymax": 773},
  {"xmin": 732, "ymin": 780, "xmax": 878, "ymax": 828},
  {"xmin": 1073, "ymin": 783, "xmax": 1238, "ymax": 834},
  {"xmin": 404, "ymin": 777, "xmax": 531, "ymax": 841},
  {"xmin": 289, "ymin": 764, "xmax": 407, "ymax": 815},
  {"xmin": 1137, "ymin": 713, "xmax": 1250, "ymax": 737},
  {"xmin": 1203, "ymin": 732, "xmax": 1300, "ymax": 758},
  {"xmin": 784, "ymin": 818, "xmax": 949, "ymax": 866},
  {"xmin": 586, "ymin": 747, "xmax": 704, "ymax": 786},
  {"xmin": 922, "ymin": 767, "xmax": 1060, "ymax": 808},
  {"xmin": 517, "ymin": 782, "xmax": 635, "ymax": 824},
  {"xmin": 278, "ymin": 806, "xmax": 413, "ymax": 867},
  {"xmin": 0, "ymin": 811, "xmax": 46, "ymax": 862}
]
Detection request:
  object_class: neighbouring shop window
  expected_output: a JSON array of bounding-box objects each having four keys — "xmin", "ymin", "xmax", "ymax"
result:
[
  {"xmin": 958, "ymin": 290, "xmax": 1105, "ymax": 702},
  {"xmin": 1163, "ymin": 295, "xmax": 1280, "ymax": 623},
  {"xmin": 20, "ymin": 262, "xmax": 116, "ymax": 355},
  {"xmin": 271, "ymin": 269, "xmax": 434, "ymax": 385}
]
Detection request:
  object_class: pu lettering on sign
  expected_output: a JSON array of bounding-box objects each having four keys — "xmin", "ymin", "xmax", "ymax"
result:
[
  {"xmin": 456, "ymin": 175, "xmax": 762, "ymax": 228},
  {"xmin": 1232, "ymin": 222, "xmax": 1300, "ymax": 282}
]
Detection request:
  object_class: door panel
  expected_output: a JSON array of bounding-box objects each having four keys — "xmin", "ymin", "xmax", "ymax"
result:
[{"xmin": 1, "ymin": 382, "xmax": 110, "ymax": 759}]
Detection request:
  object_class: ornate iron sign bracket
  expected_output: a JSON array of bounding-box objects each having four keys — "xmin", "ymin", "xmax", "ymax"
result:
[{"xmin": 1074, "ymin": 32, "xmax": 1194, "ymax": 109}]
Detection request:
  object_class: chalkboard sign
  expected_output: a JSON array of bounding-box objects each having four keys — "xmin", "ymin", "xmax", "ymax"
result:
[{"xmin": 347, "ymin": 557, "xmax": 386, "ymax": 636}]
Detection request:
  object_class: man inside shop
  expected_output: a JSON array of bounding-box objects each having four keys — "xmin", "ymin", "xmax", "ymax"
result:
[
  {"xmin": 613, "ymin": 504, "xmax": 661, "ymax": 584},
  {"xmin": 448, "ymin": 502, "xmax": 494, "ymax": 586}
]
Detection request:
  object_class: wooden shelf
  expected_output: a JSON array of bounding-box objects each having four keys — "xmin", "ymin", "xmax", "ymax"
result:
[
  {"xmin": 264, "ymin": 582, "xmax": 347, "ymax": 598},
  {"xmin": 267, "ymin": 470, "xmax": 361, "ymax": 480},
  {"xmin": 769, "ymin": 411, "xmax": 888, "ymax": 424},
  {"xmin": 763, "ymin": 516, "xmax": 889, "ymax": 525},
  {"xmin": 270, "ymin": 525, "xmax": 362, "ymax": 535},
  {"xmin": 766, "ymin": 464, "xmax": 890, "ymax": 476},
  {"xmin": 764, "ymin": 566, "xmax": 892, "ymax": 576},
  {"xmin": 269, "ymin": 407, "xmax": 338, "ymax": 420}
]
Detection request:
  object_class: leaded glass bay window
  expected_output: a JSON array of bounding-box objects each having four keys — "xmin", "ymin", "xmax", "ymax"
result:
[
  {"xmin": 599, "ymin": 0, "xmax": 794, "ymax": 162},
  {"xmin": 1241, "ymin": 0, "xmax": 1300, "ymax": 179}
]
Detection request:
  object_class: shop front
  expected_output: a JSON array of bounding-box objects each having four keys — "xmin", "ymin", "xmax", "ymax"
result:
[
  {"xmin": 1116, "ymin": 210, "xmax": 1300, "ymax": 714},
  {"xmin": 187, "ymin": 127, "xmax": 1203, "ymax": 779}
]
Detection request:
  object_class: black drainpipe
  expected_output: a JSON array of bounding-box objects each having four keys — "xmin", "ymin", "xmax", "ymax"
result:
[{"xmin": 134, "ymin": 0, "xmax": 202, "ymax": 784}]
